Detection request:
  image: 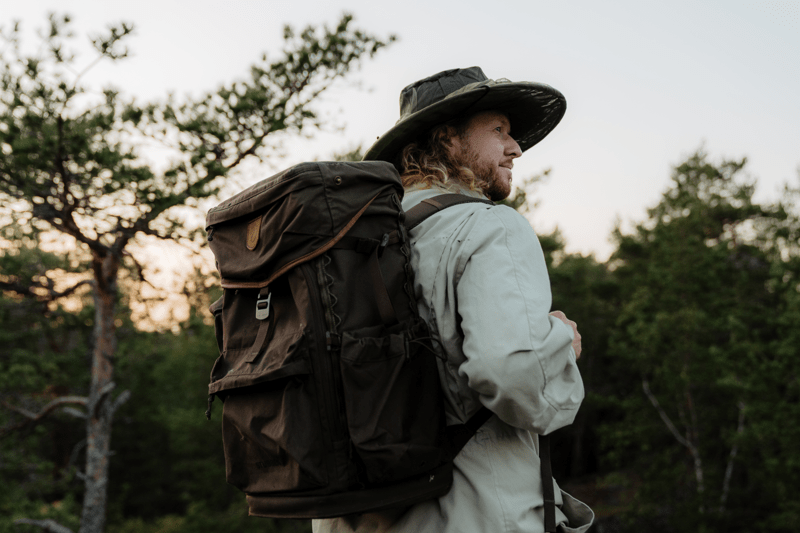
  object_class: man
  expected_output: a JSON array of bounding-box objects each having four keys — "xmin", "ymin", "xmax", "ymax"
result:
[{"xmin": 314, "ymin": 67, "xmax": 593, "ymax": 533}]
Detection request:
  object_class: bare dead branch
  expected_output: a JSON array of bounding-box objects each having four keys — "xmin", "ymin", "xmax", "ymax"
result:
[
  {"xmin": 86, "ymin": 381, "xmax": 119, "ymax": 419},
  {"xmin": 13, "ymin": 518, "xmax": 74, "ymax": 533},
  {"xmin": 3, "ymin": 401, "xmax": 37, "ymax": 419},
  {"xmin": 110, "ymin": 390, "xmax": 131, "ymax": 418},
  {"xmin": 61, "ymin": 407, "xmax": 87, "ymax": 419},
  {"xmin": 68, "ymin": 438, "xmax": 87, "ymax": 472},
  {"xmin": 1, "ymin": 396, "xmax": 88, "ymax": 436}
]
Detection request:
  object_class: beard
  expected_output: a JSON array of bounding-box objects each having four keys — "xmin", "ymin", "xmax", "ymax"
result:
[{"xmin": 457, "ymin": 146, "xmax": 512, "ymax": 202}]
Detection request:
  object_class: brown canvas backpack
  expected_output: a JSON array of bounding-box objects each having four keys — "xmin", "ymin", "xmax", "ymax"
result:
[
  {"xmin": 204, "ymin": 161, "xmax": 498, "ymax": 519},
  {"xmin": 204, "ymin": 160, "xmax": 557, "ymax": 529}
]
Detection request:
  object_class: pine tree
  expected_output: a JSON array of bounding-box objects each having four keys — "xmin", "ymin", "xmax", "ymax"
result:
[{"xmin": 0, "ymin": 13, "xmax": 393, "ymax": 533}]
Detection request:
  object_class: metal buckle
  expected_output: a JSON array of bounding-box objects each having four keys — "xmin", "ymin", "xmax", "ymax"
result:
[{"xmin": 255, "ymin": 291, "xmax": 271, "ymax": 320}]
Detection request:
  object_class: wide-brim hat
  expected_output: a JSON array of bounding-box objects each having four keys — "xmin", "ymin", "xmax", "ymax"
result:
[{"xmin": 363, "ymin": 66, "xmax": 567, "ymax": 167}]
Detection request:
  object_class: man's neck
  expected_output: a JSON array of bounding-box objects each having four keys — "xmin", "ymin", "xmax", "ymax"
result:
[{"xmin": 404, "ymin": 180, "xmax": 487, "ymax": 199}]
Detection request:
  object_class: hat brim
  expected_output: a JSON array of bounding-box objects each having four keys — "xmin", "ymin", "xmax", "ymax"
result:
[{"xmin": 363, "ymin": 81, "xmax": 566, "ymax": 168}]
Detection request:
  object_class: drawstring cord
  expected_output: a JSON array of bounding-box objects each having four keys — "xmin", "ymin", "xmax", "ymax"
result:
[{"xmin": 409, "ymin": 336, "xmax": 447, "ymax": 361}]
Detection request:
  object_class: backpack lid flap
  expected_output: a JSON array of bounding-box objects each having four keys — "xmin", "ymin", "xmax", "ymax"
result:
[{"xmin": 206, "ymin": 161, "xmax": 403, "ymax": 285}]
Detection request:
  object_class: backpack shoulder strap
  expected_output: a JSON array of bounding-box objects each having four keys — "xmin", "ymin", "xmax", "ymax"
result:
[
  {"xmin": 444, "ymin": 407, "xmax": 493, "ymax": 458},
  {"xmin": 404, "ymin": 193, "xmax": 494, "ymax": 231},
  {"xmin": 407, "ymin": 192, "xmax": 557, "ymax": 530}
]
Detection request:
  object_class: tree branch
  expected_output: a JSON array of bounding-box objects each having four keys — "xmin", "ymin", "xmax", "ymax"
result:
[
  {"xmin": 642, "ymin": 378, "xmax": 705, "ymax": 498},
  {"xmin": 642, "ymin": 378, "xmax": 691, "ymax": 448},
  {"xmin": 53, "ymin": 279, "xmax": 92, "ymax": 299},
  {"xmin": 0, "ymin": 279, "xmax": 39, "ymax": 299},
  {"xmin": 121, "ymin": 251, "xmax": 156, "ymax": 289},
  {"xmin": 719, "ymin": 401, "xmax": 746, "ymax": 513},
  {"xmin": 68, "ymin": 438, "xmax": 87, "ymax": 473},
  {"xmin": 0, "ymin": 278, "xmax": 91, "ymax": 304},
  {"xmin": 13, "ymin": 518, "xmax": 74, "ymax": 533},
  {"xmin": 1, "ymin": 396, "xmax": 88, "ymax": 437},
  {"xmin": 36, "ymin": 210, "xmax": 110, "ymax": 257},
  {"xmin": 61, "ymin": 407, "xmax": 87, "ymax": 419},
  {"xmin": 110, "ymin": 389, "xmax": 131, "ymax": 418},
  {"xmin": 87, "ymin": 381, "xmax": 116, "ymax": 418}
]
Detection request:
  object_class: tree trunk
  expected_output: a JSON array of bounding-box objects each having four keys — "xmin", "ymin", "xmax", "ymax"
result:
[{"xmin": 79, "ymin": 253, "xmax": 119, "ymax": 533}]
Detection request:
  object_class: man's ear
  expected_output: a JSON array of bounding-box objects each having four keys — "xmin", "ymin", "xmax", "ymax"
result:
[{"xmin": 445, "ymin": 126, "xmax": 462, "ymax": 155}]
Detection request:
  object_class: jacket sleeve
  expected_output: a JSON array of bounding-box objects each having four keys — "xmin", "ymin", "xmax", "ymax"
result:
[{"xmin": 455, "ymin": 206, "xmax": 584, "ymax": 434}]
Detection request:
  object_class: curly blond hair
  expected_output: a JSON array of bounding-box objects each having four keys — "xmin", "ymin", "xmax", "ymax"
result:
[{"xmin": 399, "ymin": 118, "xmax": 491, "ymax": 194}]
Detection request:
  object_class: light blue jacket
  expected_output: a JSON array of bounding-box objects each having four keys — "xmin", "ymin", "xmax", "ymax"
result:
[{"xmin": 314, "ymin": 183, "xmax": 594, "ymax": 533}]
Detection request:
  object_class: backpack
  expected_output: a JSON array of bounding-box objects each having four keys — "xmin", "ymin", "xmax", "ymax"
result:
[{"xmin": 204, "ymin": 160, "xmax": 555, "ymax": 528}]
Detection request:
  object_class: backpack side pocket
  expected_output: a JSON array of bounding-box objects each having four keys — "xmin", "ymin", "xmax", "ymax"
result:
[{"xmin": 339, "ymin": 322, "xmax": 446, "ymax": 484}]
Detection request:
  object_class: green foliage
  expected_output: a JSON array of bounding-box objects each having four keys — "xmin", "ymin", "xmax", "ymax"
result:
[
  {"xmin": 0, "ymin": 262, "xmax": 91, "ymax": 533},
  {"xmin": 4, "ymin": 12, "xmax": 798, "ymax": 532},
  {"xmin": 101, "ymin": 314, "xmax": 290, "ymax": 532},
  {"xmin": 105, "ymin": 314, "xmax": 309, "ymax": 532},
  {"xmin": 101, "ymin": 314, "xmax": 310, "ymax": 533},
  {"xmin": 602, "ymin": 149, "xmax": 800, "ymax": 531},
  {"xmin": 548, "ymin": 250, "xmax": 621, "ymax": 479},
  {"xmin": 109, "ymin": 502, "xmax": 309, "ymax": 533},
  {"xmin": 330, "ymin": 144, "xmax": 365, "ymax": 162},
  {"xmin": 0, "ymin": 12, "xmax": 394, "ymax": 251},
  {"xmin": 1, "ymin": 10, "xmax": 392, "ymax": 533}
]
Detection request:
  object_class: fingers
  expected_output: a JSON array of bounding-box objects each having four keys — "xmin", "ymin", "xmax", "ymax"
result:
[{"xmin": 550, "ymin": 310, "xmax": 581, "ymax": 360}]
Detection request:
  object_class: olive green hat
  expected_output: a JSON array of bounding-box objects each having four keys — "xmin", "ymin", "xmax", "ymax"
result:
[{"xmin": 363, "ymin": 66, "xmax": 567, "ymax": 167}]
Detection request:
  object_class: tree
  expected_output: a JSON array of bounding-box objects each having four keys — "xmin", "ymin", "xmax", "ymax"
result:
[
  {"xmin": 0, "ymin": 12, "xmax": 393, "ymax": 533},
  {"xmin": 604, "ymin": 149, "xmax": 799, "ymax": 531}
]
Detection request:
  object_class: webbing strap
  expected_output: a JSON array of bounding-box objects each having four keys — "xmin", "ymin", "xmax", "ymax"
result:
[
  {"xmin": 368, "ymin": 246, "xmax": 399, "ymax": 327},
  {"xmin": 408, "ymin": 194, "xmax": 496, "ymax": 456},
  {"xmin": 539, "ymin": 434, "xmax": 557, "ymax": 532},
  {"xmin": 408, "ymin": 193, "xmax": 557, "ymax": 530},
  {"xmin": 444, "ymin": 406, "xmax": 493, "ymax": 459},
  {"xmin": 246, "ymin": 313, "xmax": 272, "ymax": 363},
  {"xmin": 405, "ymin": 193, "xmax": 494, "ymax": 231}
]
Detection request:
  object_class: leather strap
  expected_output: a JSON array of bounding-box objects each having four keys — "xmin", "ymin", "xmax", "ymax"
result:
[
  {"xmin": 221, "ymin": 193, "xmax": 380, "ymax": 290},
  {"xmin": 539, "ymin": 434, "xmax": 557, "ymax": 532}
]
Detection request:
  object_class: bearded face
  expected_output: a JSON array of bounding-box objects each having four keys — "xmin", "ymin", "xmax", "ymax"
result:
[{"xmin": 449, "ymin": 111, "xmax": 521, "ymax": 202}]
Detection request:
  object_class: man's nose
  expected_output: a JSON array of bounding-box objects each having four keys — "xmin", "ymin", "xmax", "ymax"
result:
[{"xmin": 506, "ymin": 138, "xmax": 522, "ymax": 158}]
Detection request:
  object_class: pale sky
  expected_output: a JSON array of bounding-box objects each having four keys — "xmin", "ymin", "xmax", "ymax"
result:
[{"xmin": 3, "ymin": 0, "xmax": 799, "ymax": 261}]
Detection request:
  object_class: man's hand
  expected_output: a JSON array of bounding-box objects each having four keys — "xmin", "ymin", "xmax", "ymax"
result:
[{"xmin": 549, "ymin": 311, "xmax": 582, "ymax": 359}]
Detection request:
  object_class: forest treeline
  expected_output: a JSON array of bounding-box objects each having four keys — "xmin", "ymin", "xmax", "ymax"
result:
[
  {"xmin": 3, "ymin": 149, "xmax": 799, "ymax": 533},
  {"xmin": 2, "ymin": 12, "xmax": 800, "ymax": 533}
]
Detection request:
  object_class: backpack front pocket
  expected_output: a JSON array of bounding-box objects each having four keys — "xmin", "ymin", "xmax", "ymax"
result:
[
  {"xmin": 217, "ymin": 332, "xmax": 328, "ymax": 494},
  {"xmin": 339, "ymin": 323, "xmax": 446, "ymax": 484}
]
